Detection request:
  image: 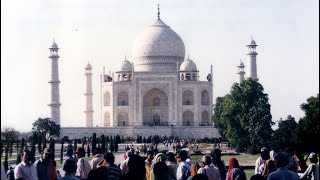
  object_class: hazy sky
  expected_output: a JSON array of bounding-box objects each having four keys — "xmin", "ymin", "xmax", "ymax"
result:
[{"xmin": 1, "ymin": 0, "xmax": 319, "ymax": 132}]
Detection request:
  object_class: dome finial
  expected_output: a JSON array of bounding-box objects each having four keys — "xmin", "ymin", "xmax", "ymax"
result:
[
  {"xmin": 251, "ymin": 35, "xmax": 253, "ymax": 41},
  {"xmin": 187, "ymin": 53, "xmax": 190, "ymax": 59},
  {"xmin": 157, "ymin": 3, "xmax": 160, "ymax": 19}
]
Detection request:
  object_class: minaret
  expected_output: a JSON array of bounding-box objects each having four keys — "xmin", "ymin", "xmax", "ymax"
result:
[
  {"xmin": 237, "ymin": 59, "xmax": 245, "ymax": 83},
  {"xmin": 246, "ymin": 36, "xmax": 258, "ymax": 81},
  {"xmin": 48, "ymin": 39, "xmax": 61, "ymax": 125},
  {"xmin": 84, "ymin": 63, "xmax": 93, "ymax": 127}
]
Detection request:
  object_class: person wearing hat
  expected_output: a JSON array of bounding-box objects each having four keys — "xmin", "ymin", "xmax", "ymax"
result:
[
  {"xmin": 299, "ymin": 152, "xmax": 319, "ymax": 180},
  {"xmin": 75, "ymin": 147, "xmax": 90, "ymax": 179},
  {"xmin": 254, "ymin": 147, "xmax": 269, "ymax": 174},
  {"xmin": 34, "ymin": 147, "xmax": 56, "ymax": 180},
  {"xmin": 197, "ymin": 155, "xmax": 221, "ymax": 180},
  {"xmin": 268, "ymin": 152, "xmax": 299, "ymax": 180}
]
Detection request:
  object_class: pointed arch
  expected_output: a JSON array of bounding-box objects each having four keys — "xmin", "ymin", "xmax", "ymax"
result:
[
  {"xmin": 182, "ymin": 110, "xmax": 194, "ymax": 126},
  {"xmin": 117, "ymin": 91, "xmax": 129, "ymax": 106},
  {"xmin": 104, "ymin": 91, "xmax": 110, "ymax": 106},
  {"xmin": 104, "ymin": 111, "xmax": 110, "ymax": 127},
  {"xmin": 201, "ymin": 110, "xmax": 210, "ymax": 126},
  {"xmin": 201, "ymin": 90, "xmax": 209, "ymax": 105},
  {"xmin": 117, "ymin": 111, "xmax": 129, "ymax": 126},
  {"xmin": 182, "ymin": 90, "xmax": 194, "ymax": 105}
]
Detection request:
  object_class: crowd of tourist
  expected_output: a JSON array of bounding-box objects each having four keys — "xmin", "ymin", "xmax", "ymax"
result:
[{"xmin": 1, "ymin": 143, "xmax": 319, "ymax": 180}]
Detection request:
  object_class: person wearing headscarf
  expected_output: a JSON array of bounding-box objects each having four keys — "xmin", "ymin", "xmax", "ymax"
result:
[{"xmin": 150, "ymin": 153, "xmax": 168, "ymax": 180}]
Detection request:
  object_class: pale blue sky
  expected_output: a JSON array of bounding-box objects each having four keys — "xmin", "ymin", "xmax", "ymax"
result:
[{"xmin": 1, "ymin": 0, "xmax": 319, "ymax": 132}]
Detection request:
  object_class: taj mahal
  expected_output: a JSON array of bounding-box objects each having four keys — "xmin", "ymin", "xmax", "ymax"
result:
[{"xmin": 48, "ymin": 6, "xmax": 259, "ymax": 139}]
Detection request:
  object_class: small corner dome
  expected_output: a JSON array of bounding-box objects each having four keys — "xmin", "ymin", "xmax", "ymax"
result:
[
  {"xmin": 86, "ymin": 63, "xmax": 92, "ymax": 69},
  {"xmin": 239, "ymin": 61, "xmax": 244, "ymax": 66},
  {"xmin": 180, "ymin": 58, "xmax": 197, "ymax": 72},
  {"xmin": 117, "ymin": 58, "xmax": 132, "ymax": 72},
  {"xmin": 51, "ymin": 41, "xmax": 58, "ymax": 48}
]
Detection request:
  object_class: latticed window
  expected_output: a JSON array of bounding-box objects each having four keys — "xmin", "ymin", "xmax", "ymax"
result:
[{"xmin": 153, "ymin": 97, "xmax": 160, "ymax": 106}]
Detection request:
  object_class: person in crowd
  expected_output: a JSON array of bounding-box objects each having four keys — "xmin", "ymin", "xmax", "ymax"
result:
[
  {"xmin": 6, "ymin": 166, "xmax": 14, "ymax": 180},
  {"xmin": 90, "ymin": 147, "xmax": 104, "ymax": 170},
  {"xmin": 166, "ymin": 152, "xmax": 178, "ymax": 180},
  {"xmin": 189, "ymin": 162, "xmax": 201, "ymax": 179},
  {"xmin": 255, "ymin": 147, "xmax": 269, "ymax": 174},
  {"xmin": 153, "ymin": 162, "xmax": 170, "ymax": 180},
  {"xmin": 211, "ymin": 148, "xmax": 227, "ymax": 180},
  {"xmin": 299, "ymin": 152, "xmax": 319, "ymax": 180},
  {"xmin": 261, "ymin": 160, "xmax": 276, "ymax": 179},
  {"xmin": 63, "ymin": 149, "xmax": 78, "ymax": 171},
  {"xmin": 75, "ymin": 147, "xmax": 91, "ymax": 179},
  {"xmin": 120, "ymin": 150, "xmax": 134, "ymax": 175},
  {"xmin": 59, "ymin": 159, "xmax": 80, "ymax": 180},
  {"xmin": 1, "ymin": 148, "xmax": 5, "ymax": 180},
  {"xmin": 34, "ymin": 147, "xmax": 56, "ymax": 180},
  {"xmin": 295, "ymin": 151, "xmax": 308, "ymax": 173},
  {"xmin": 258, "ymin": 151, "xmax": 270, "ymax": 175},
  {"xmin": 176, "ymin": 150, "xmax": 191, "ymax": 180},
  {"xmin": 285, "ymin": 147, "xmax": 299, "ymax": 173},
  {"xmin": 191, "ymin": 174, "xmax": 208, "ymax": 180},
  {"xmin": 226, "ymin": 157, "xmax": 246, "ymax": 180},
  {"xmin": 151, "ymin": 153, "xmax": 168, "ymax": 180},
  {"xmin": 268, "ymin": 152, "xmax": 299, "ymax": 180},
  {"xmin": 197, "ymin": 155, "xmax": 221, "ymax": 180},
  {"xmin": 120, "ymin": 154, "xmax": 146, "ymax": 180},
  {"xmin": 86, "ymin": 164, "xmax": 109, "ymax": 180},
  {"xmin": 105, "ymin": 152, "xmax": 122, "ymax": 180},
  {"xmin": 53, "ymin": 160, "xmax": 62, "ymax": 179},
  {"xmin": 14, "ymin": 149, "xmax": 38, "ymax": 180},
  {"xmin": 250, "ymin": 174, "xmax": 264, "ymax": 180},
  {"xmin": 145, "ymin": 150, "xmax": 155, "ymax": 180}
]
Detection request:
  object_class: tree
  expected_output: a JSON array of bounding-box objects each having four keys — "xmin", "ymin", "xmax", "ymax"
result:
[
  {"xmin": 60, "ymin": 137, "xmax": 64, "ymax": 164},
  {"xmin": 92, "ymin": 133, "xmax": 97, "ymax": 154},
  {"xmin": 1, "ymin": 127, "xmax": 19, "ymax": 145},
  {"xmin": 32, "ymin": 118, "xmax": 60, "ymax": 151},
  {"xmin": 73, "ymin": 139, "xmax": 77, "ymax": 154},
  {"xmin": 101, "ymin": 135, "xmax": 105, "ymax": 154},
  {"xmin": 86, "ymin": 142, "xmax": 90, "ymax": 158},
  {"xmin": 270, "ymin": 115, "xmax": 298, "ymax": 151},
  {"xmin": 110, "ymin": 136, "xmax": 114, "ymax": 152},
  {"xmin": 49, "ymin": 138, "xmax": 55, "ymax": 161},
  {"xmin": 297, "ymin": 94, "xmax": 320, "ymax": 154},
  {"xmin": 30, "ymin": 132, "xmax": 37, "ymax": 163},
  {"xmin": 38, "ymin": 136, "xmax": 42, "ymax": 154},
  {"xmin": 9, "ymin": 139, "xmax": 14, "ymax": 157},
  {"xmin": 213, "ymin": 79, "xmax": 274, "ymax": 153}
]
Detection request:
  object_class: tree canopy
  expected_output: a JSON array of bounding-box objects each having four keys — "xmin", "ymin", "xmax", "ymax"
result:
[
  {"xmin": 213, "ymin": 79, "xmax": 274, "ymax": 153},
  {"xmin": 32, "ymin": 117, "xmax": 60, "ymax": 140},
  {"xmin": 297, "ymin": 94, "xmax": 320, "ymax": 153}
]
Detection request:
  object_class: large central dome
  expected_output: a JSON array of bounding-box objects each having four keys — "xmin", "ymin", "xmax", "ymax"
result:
[{"xmin": 132, "ymin": 18, "xmax": 185, "ymax": 72}]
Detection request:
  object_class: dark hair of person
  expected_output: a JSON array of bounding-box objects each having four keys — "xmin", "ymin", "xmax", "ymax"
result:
[
  {"xmin": 167, "ymin": 152, "xmax": 176, "ymax": 163},
  {"xmin": 250, "ymin": 174, "xmax": 264, "ymax": 180},
  {"xmin": 153, "ymin": 162, "xmax": 169, "ymax": 180},
  {"xmin": 66, "ymin": 149, "xmax": 73, "ymax": 157},
  {"xmin": 63, "ymin": 159, "xmax": 77, "ymax": 173},
  {"xmin": 94, "ymin": 147, "xmax": 103, "ymax": 155},
  {"xmin": 192, "ymin": 174, "xmax": 209, "ymax": 180},
  {"xmin": 211, "ymin": 149, "xmax": 226, "ymax": 180},
  {"xmin": 275, "ymin": 152, "xmax": 290, "ymax": 168},
  {"xmin": 127, "ymin": 154, "xmax": 146, "ymax": 179},
  {"xmin": 177, "ymin": 150, "xmax": 188, "ymax": 161},
  {"xmin": 104, "ymin": 152, "xmax": 115, "ymax": 165}
]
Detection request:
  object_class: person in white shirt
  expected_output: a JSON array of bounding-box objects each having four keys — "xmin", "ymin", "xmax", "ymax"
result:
[
  {"xmin": 255, "ymin": 147, "xmax": 269, "ymax": 174},
  {"xmin": 75, "ymin": 147, "xmax": 90, "ymax": 179},
  {"xmin": 176, "ymin": 150, "xmax": 191, "ymax": 180},
  {"xmin": 299, "ymin": 152, "xmax": 319, "ymax": 180},
  {"xmin": 197, "ymin": 155, "xmax": 221, "ymax": 180},
  {"xmin": 14, "ymin": 149, "xmax": 38, "ymax": 180}
]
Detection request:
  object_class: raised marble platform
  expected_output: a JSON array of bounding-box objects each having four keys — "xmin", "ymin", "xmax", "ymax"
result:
[{"xmin": 61, "ymin": 126, "xmax": 220, "ymax": 139}]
